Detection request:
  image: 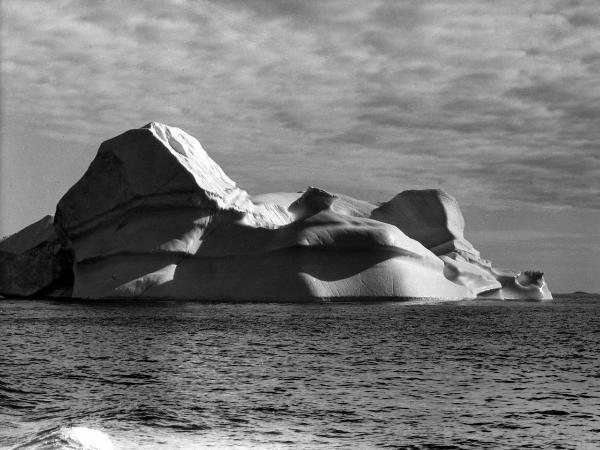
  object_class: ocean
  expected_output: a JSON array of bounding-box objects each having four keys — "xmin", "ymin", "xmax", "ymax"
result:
[{"xmin": 1, "ymin": 295, "xmax": 599, "ymax": 449}]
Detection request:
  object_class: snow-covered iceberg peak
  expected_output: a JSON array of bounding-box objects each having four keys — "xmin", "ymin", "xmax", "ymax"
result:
[
  {"xmin": 55, "ymin": 122, "xmax": 292, "ymax": 238},
  {"xmin": 143, "ymin": 122, "xmax": 249, "ymax": 210}
]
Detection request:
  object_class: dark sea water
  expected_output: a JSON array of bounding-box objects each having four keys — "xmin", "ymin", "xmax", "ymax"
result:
[{"xmin": 1, "ymin": 295, "xmax": 599, "ymax": 449}]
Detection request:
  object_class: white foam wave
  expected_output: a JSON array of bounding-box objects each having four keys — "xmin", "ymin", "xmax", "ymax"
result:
[{"xmin": 59, "ymin": 426, "xmax": 115, "ymax": 450}]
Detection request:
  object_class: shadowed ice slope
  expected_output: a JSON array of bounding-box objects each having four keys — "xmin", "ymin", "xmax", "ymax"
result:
[
  {"xmin": 15, "ymin": 122, "xmax": 550, "ymax": 300},
  {"xmin": 0, "ymin": 216, "xmax": 72, "ymax": 296}
]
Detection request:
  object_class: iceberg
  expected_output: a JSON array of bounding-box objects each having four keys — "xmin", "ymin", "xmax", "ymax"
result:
[{"xmin": 1, "ymin": 123, "xmax": 552, "ymax": 300}]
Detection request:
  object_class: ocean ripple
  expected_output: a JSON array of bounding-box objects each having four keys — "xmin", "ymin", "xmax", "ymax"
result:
[{"xmin": 1, "ymin": 295, "xmax": 599, "ymax": 449}]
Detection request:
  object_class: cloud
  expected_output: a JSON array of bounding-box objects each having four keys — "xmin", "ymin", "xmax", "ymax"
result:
[
  {"xmin": 316, "ymin": 129, "xmax": 378, "ymax": 146},
  {"xmin": 1, "ymin": 0, "xmax": 599, "ymax": 215},
  {"xmin": 566, "ymin": 11, "xmax": 600, "ymax": 28}
]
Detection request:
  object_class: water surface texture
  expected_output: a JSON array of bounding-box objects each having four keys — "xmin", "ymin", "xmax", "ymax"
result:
[{"xmin": 1, "ymin": 295, "xmax": 599, "ymax": 449}]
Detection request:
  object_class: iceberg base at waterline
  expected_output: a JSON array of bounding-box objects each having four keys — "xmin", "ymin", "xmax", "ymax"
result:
[{"xmin": 0, "ymin": 123, "xmax": 552, "ymax": 301}]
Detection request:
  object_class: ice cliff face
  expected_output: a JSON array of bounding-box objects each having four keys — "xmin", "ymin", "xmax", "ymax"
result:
[
  {"xmin": 0, "ymin": 215, "xmax": 72, "ymax": 296},
  {"xmin": 1, "ymin": 123, "xmax": 552, "ymax": 300}
]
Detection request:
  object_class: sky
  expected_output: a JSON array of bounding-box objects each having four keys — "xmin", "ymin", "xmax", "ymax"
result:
[{"xmin": 1, "ymin": 0, "xmax": 598, "ymax": 292}]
